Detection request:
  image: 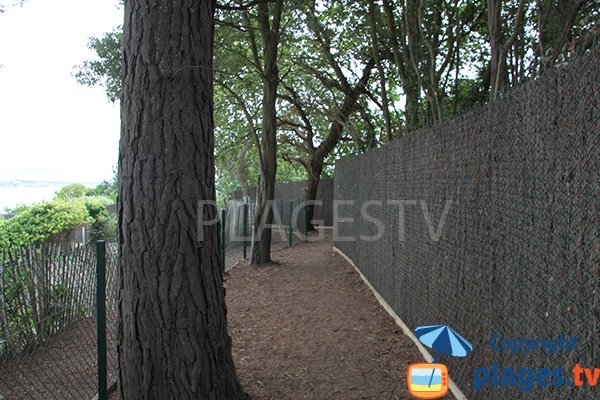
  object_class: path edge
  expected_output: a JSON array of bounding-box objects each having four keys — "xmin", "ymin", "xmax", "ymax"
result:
[{"xmin": 332, "ymin": 246, "xmax": 469, "ymax": 400}]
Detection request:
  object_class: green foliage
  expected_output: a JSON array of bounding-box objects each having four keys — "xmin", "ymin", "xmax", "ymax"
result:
[
  {"xmin": 1, "ymin": 265, "xmax": 36, "ymax": 354},
  {"xmin": 89, "ymin": 165, "xmax": 118, "ymax": 201},
  {"xmin": 2, "ymin": 203, "xmax": 30, "ymax": 216},
  {"xmin": 0, "ymin": 196, "xmax": 117, "ymax": 251},
  {"xmin": 54, "ymin": 183, "xmax": 90, "ymax": 201},
  {"xmin": 74, "ymin": 0, "xmax": 599, "ymax": 208},
  {"xmin": 0, "ymin": 201, "xmax": 92, "ymax": 252},
  {"xmin": 277, "ymin": 159, "xmax": 307, "ymax": 183},
  {"xmin": 73, "ymin": 27, "xmax": 123, "ymax": 103},
  {"xmin": 87, "ymin": 180, "xmax": 117, "ymax": 201},
  {"xmin": 82, "ymin": 196, "xmax": 117, "ymax": 243},
  {"xmin": 0, "ymin": 171, "xmax": 118, "ymax": 251},
  {"xmin": 215, "ymin": 175, "xmax": 241, "ymax": 208},
  {"xmin": 55, "ymin": 169, "xmax": 117, "ymax": 203}
]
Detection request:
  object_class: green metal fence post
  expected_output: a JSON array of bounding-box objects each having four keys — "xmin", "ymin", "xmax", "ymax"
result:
[
  {"xmin": 302, "ymin": 199, "xmax": 307, "ymax": 240},
  {"xmin": 288, "ymin": 200, "xmax": 293, "ymax": 247},
  {"xmin": 242, "ymin": 203, "xmax": 248, "ymax": 259},
  {"xmin": 279, "ymin": 199, "xmax": 283, "ymax": 226},
  {"xmin": 221, "ymin": 209, "xmax": 226, "ymax": 273},
  {"xmin": 96, "ymin": 240, "xmax": 107, "ymax": 400}
]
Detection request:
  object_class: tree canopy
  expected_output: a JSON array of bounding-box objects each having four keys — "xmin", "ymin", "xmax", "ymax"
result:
[
  {"xmin": 77, "ymin": 0, "xmax": 598, "ymax": 201},
  {"xmin": 75, "ymin": 0, "xmax": 599, "ymax": 260}
]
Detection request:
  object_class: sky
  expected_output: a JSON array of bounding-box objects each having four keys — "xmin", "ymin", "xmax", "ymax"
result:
[{"xmin": 0, "ymin": 0, "xmax": 124, "ymax": 183}]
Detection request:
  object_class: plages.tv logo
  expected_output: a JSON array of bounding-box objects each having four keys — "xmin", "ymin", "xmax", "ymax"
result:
[
  {"xmin": 474, "ymin": 334, "xmax": 599, "ymax": 393},
  {"xmin": 408, "ymin": 325, "xmax": 473, "ymax": 399}
]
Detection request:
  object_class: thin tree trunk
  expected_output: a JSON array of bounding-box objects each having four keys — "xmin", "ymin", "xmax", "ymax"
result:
[
  {"xmin": 382, "ymin": 0, "xmax": 421, "ymax": 132},
  {"xmin": 367, "ymin": 0, "xmax": 394, "ymax": 141},
  {"xmin": 118, "ymin": 1, "xmax": 246, "ymax": 398},
  {"xmin": 251, "ymin": 76, "xmax": 277, "ymax": 264},
  {"xmin": 488, "ymin": 0, "xmax": 504, "ymax": 99},
  {"xmin": 303, "ymin": 160, "xmax": 323, "ymax": 232},
  {"xmin": 404, "ymin": 74, "xmax": 421, "ymax": 132},
  {"xmin": 231, "ymin": 142, "xmax": 252, "ymax": 199},
  {"xmin": 234, "ymin": 170, "xmax": 251, "ymax": 200},
  {"xmin": 250, "ymin": 0, "xmax": 284, "ymax": 265},
  {"xmin": 299, "ymin": 58, "xmax": 374, "ymax": 227},
  {"xmin": 488, "ymin": 0, "xmax": 526, "ymax": 99}
]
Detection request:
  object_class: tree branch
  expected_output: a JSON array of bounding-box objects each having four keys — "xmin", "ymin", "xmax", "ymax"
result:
[
  {"xmin": 217, "ymin": 0, "xmax": 274, "ymax": 11},
  {"xmin": 546, "ymin": 0, "xmax": 590, "ymax": 66},
  {"xmin": 215, "ymin": 78, "xmax": 264, "ymax": 167},
  {"xmin": 502, "ymin": 0, "xmax": 526, "ymax": 52}
]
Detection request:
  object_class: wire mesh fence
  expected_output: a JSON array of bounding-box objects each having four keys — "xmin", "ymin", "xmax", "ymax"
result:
[
  {"xmin": 221, "ymin": 199, "xmax": 309, "ymax": 271},
  {"xmin": 0, "ymin": 198, "xmax": 308, "ymax": 399},
  {"xmin": 333, "ymin": 43, "xmax": 599, "ymax": 399},
  {"xmin": 0, "ymin": 243, "xmax": 118, "ymax": 400},
  {"xmin": 231, "ymin": 179, "xmax": 335, "ymax": 226}
]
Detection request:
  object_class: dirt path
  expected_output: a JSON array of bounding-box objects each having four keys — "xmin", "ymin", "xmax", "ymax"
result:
[
  {"xmin": 2, "ymin": 231, "xmax": 450, "ymax": 399},
  {"xmin": 227, "ymin": 232, "xmax": 452, "ymax": 400}
]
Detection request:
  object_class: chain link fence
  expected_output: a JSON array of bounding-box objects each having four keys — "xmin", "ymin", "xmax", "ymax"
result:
[
  {"xmin": 0, "ymin": 243, "xmax": 118, "ymax": 400},
  {"xmin": 231, "ymin": 178, "xmax": 335, "ymax": 226},
  {"xmin": 334, "ymin": 44, "xmax": 599, "ymax": 399},
  {"xmin": 221, "ymin": 199, "xmax": 308, "ymax": 271},
  {"xmin": 0, "ymin": 198, "xmax": 309, "ymax": 399}
]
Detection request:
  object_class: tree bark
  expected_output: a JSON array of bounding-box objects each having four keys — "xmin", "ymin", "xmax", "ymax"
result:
[
  {"xmin": 404, "ymin": 78, "xmax": 421, "ymax": 131},
  {"xmin": 250, "ymin": 0, "xmax": 284, "ymax": 265},
  {"xmin": 367, "ymin": 0, "xmax": 394, "ymax": 141},
  {"xmin": 299, "ymin": 59, "xmax": 374, "ymax": 226},
  {"xmin": 381, "ymin": 0, "xmax": 421, "ymax": 132},
  {"xmin": 118, "ymin": 1, "xmax": 246, "ymax": 399},
  {"xmin": 231, "ymin": 141, "xmax": 252, "ymax": 199},
  {"xmin": 488, "ymin": 0, "xmax": 526, "ymax": 99},
  {"xmin": 538, "ymin": 0, "xmax": 589, "ymax": 69},
  {"xmin": 407, "ymin": 0, "xmax": 448, "ymax": 123},
  {"xmin": 488, "ymin": 0, "xmax": 506, "ymax": 98},
  {"xmin": 303, "ymin": 159, "xmax": 323, "ymax": 232}
]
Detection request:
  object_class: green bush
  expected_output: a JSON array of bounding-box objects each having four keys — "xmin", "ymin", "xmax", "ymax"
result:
[
  {"xmin": 0, "ymin": 200, "xmax": 92, "ymax": 252},
  {"xmin": 82, "ymin": 196, "xmax": 117, "ymax": 243},
  {"xmin": 87, "ymin": 180, "xmax": 117, "ymax": 202},
  {"xmin": 53, "ymin": 183, "xmax": 91, "ymax": 201},
  {"xmin": 54, "ymin": 180, "xmax": 118, "ymax": 203}
]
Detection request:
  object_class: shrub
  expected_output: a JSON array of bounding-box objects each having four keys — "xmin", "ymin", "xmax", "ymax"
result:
[
  {"xmin": 82, "ymin": 197, "xmax": 117, "ymax": 243},
  {"xmin": 0, "ymin": 201, "xmax": 92, "ymax": 252},
  {"xmin": 53, "ymin": 183, "xmax": 91, "ymax": 201}
]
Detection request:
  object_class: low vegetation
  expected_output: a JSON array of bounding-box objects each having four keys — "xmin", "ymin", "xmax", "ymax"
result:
[{"xmin": 0, "ymin": 180, "xmax": 117, "ymax": 252}]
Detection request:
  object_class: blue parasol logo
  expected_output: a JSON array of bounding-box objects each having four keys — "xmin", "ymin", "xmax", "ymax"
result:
[
  {"xmin": 407, "ymin": 325, "xmax": 473, "ymax": 398},
  {"xmin": 415, "ymin": 324, "xmax": 473, "ymax": 362}
]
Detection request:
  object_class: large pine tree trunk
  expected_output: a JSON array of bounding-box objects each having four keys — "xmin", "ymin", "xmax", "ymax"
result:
[{"xmin": 117, "ymin": 1, "xmax": 246, "ymax": 399}]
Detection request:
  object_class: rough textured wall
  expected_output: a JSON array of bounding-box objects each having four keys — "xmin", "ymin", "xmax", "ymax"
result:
[
  {"xmin": 233, "ymin": 178, "xmax": 334, "ymax": 226},
  {"xmin": 334, "ymin": 48, "xmax": 599, "ymax": 399}
]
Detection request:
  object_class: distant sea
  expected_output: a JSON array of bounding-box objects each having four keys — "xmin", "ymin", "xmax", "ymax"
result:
[{"xmin": 0, "ymin": 181, "xmax": 98, "ymax": 213}]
